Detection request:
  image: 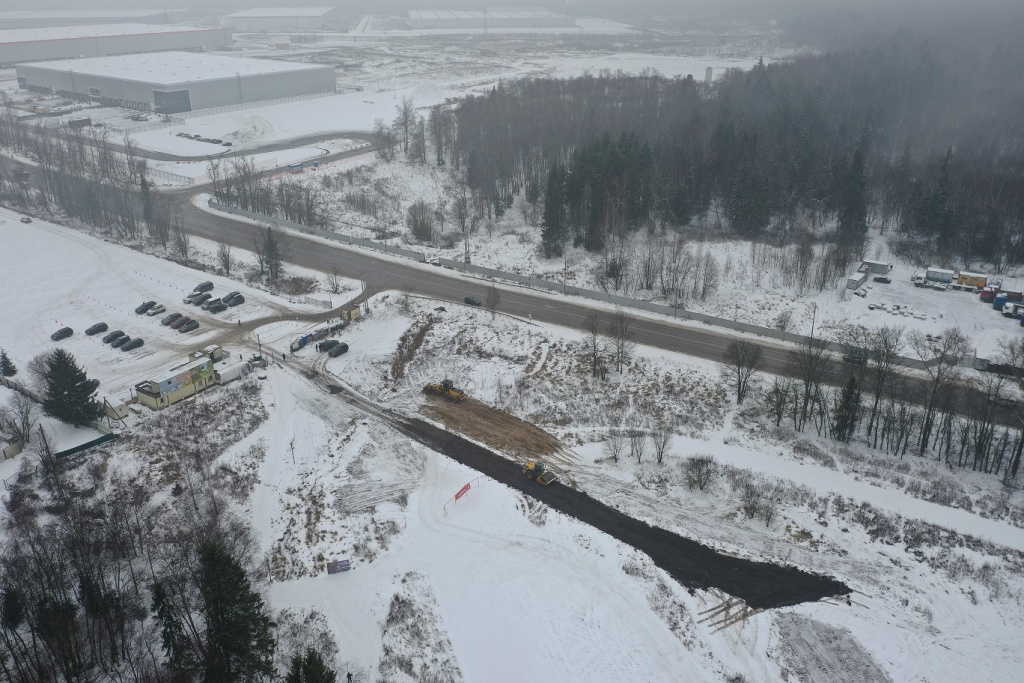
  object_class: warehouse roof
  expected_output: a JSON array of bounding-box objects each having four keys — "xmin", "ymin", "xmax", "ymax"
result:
[
  {"xmin": 0, "ymin": 10, "xmax": 169, "ymax": 20},
  {"xmin": 224, "ymin": 7, "xmax": 336, "ymax": 18},
  {"xmin": 409, "ymin": 10, "xmax": 570, "ymax": 20},
  {"xmin": 0, "ymin": 23, "xmax": 225, "ymax": 46},
  {"xmin": 19, "ymin": 52, "xmax": 329, "ymax": 85}
]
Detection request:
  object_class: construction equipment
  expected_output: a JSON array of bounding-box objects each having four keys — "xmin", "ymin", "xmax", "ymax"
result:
[
  {"xmin": 522, "ymin": 460, "xmax": 557, "ymax": 486},
  {"xmin": 423, "ymin": 379, "xmax": 466, "ymax": 402}
]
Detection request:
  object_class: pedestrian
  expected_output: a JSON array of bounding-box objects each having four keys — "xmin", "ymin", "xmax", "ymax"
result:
[
  {"xmin": 347, "ymin": 674, "xmax": 352, "ymax": 683},
  {"xmin": 238, "ymin": 320, "xmax": 241, "ymax": 326},
  {"xmin": 282, "ymin": 352, "xmax": 286, "ymax": 360}
]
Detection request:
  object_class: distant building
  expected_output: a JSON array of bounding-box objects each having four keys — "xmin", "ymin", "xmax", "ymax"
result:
[
  {"xmin": 859, "ymin": 259, "xmax": 891, "ymax": 275},
  {"xmin": 221, "ymin": 7, "xmax": 341, "ymax": 31},
  {"xmin": 0, "ymin": 10, "xmax": 192, "ymax": 30},
  {"xmin": 16, "ymin": 51, "xmax": 336, "ymax": 114},
  {"xmin": 847, "ymin": 271, "xmax": 868, "ymax": 289},
  {"xmin": 925, "ymin": 266, "xmax": 955, "ymax": 284},
  {"xmin": 0, "ymin": 24, "xmax": 231, "ymax": 67},
  {"xmin": 407, "ymin": 10, "xmax": 577, "ymax": 30}
]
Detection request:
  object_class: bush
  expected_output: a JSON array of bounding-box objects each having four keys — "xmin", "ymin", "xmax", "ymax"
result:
[
  {"xmin": 406, "ymin": 200, "xmax": 434, "ymax": 242},
  {"xmin": 683, "ymin": 455, "xmax": 719, "ymax": 491}
]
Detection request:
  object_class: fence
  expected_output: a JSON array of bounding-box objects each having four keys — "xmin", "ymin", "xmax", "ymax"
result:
[
  {"xmin": 0, "ymin": 376, "xmax": 42, "ymax": 403},
  {"xmin": 208, "ymin": 201, "xmax": 946, "ymax": 371}
]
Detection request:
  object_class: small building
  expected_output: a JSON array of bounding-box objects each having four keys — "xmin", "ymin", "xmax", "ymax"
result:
[
  {"xmin": 925, "ymin": 267, "xmax": 955, "ymax": 284},
  {"xmin": 957, "ymin": 271, "xmax": 988, "ymax": 288},
  {"xmin": 341, "ymin": 304, "xmax": 362, "ymax": 323},
  {"xmin": 214, "ymin": 355, "xmax": 250, "ymax": 385},
  {"xmin": 102, "ymin": 395, "xmax": 129, "ymax": 420},
  {"xmin": 847, "ymin": 271, "xmax": 868, "ymax": 290},
  {"xmin": 860, "ymin": 259, "xmax": 891, "ymax": 275},
  {"xmin": 135, "ymin": 356, "xmax": 216, "ymax": 410}
]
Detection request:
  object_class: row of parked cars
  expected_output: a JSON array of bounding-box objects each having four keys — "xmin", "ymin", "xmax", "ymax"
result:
[
  {"xmin": 175, "ymin": 132, "xmax": 231, "ymax": 146},
  {"xmin": 49, "ymin": 322, "xmax": 143, "ymax": 351},
  {"xmin": 183, "ymin": 281, "xmax": 245, "ymax": 313}
]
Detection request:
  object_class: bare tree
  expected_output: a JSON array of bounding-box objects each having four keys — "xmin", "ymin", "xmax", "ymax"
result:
[
  {"xmin": 683, "ymin": 455, "xmax": 719, "ymax": 491},
  {"xmin": 774, "ymin": 310, "xmax": 794, "ymax": 333},
  {"xmin": 394, "ymin": 96, "xmax": 416, "ymax": 154},
  {"xmin": 626, "ymin": 412, "xmax": 646, "ymax": 463},
  {"xmin": 373, "ymin": 118, "xmax": 396, "ymax": 162},
  {"xmin": 485, "ymin": 284, "xmax": 501, "ymax": 319},
  {"xmin": 607, "ymin": 308, "xmax": 634, "ymax": 373},
  {"xmin": 908, "ymin": 328, "xmax": 970, "ymax": 457},
  {"xmin": 700, "ymin": 252, "xmax": 720, "ymax": 301},
  {"xmin": 650, "ymin": 421, "xmax": 673, "ymax": 464},
  {"xmin": 582, "ymin": 313, "xmax": 606, "ymax": 379},
  {"xmin": 172, "ymin": 218, "xmax": 190, "ymax": 260},
  {"xmin": 0, "ymin": 392, "xmax": 38, "ymax": 446},
  {"xmin": 791, "ymin": 337, "xmax": 833, "ymax": 431},
  {"xmin": 252, "ymin": 228, "xmax": 267, "ymax": 277},
  {"xmin": 326, "ymin": 267, "xmax": 342, "ymax": 295},
  {"xmin": 765, "ymin": 376, "xmax": 793, "ymax": 427},
  {"xmin": 602, "ymin": 428, "xmax": 626, "ymax": 463},
  {"xmin": 866, "ymin": 325, "xmax": 904, "ymax": 436},
  {"xmin": 722, "ymin": 340, "xmax": 764, "ymax": 404},
  {"xmin": 217, "ymin": 237, "xmax": 232, "ymax": 275}
]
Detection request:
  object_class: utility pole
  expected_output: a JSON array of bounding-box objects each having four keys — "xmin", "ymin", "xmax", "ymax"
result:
[{"xmin": 810, "ymin": 303, "xmax": 818, "ymax": 338}]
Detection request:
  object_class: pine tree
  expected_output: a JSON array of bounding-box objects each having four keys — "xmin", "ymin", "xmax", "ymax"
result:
[
  {"xmin": 264, "ymin": 226, "xmax": 283, "ymax": 283},
  {"xmin": 837, "ymin": 146, "xmax": 868, "ymax": 256},
  {"xmin": 831, "ymin": 375, "xmax": 861, "ymax": 443},
  {"xmin": 151, "ymin": 581, "xmax": 189, "ymax": 673},
  {"xmin": 285, "ymin": 648, "xmax": 337, "ymax": 683},
  {"xmin": 42, "ymin": 349, "xmax": 102, "ymax": 426},
  {"xmin": 0, "ymin": 349, "xmax": 16, "ymax": 377},
  {"xmin": 540, "ymin": 164, "xmax": 565, "ymax": 258},
  {"xmin": 199, "ymin": 542, "xmax": 275, "ymax": 682}
]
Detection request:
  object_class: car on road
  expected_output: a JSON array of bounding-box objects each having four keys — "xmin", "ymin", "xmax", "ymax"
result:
[
  {"xmin": 121, "ymin": 338, "xmax": 144, "ymax": 352},
  {"xmin": 146, "ymin": 303, "xmax": 166, "ymax": 316},
  {"xmin": 192, "ymin": 293, "xmax": 212, "ymax": 307},
  {"xmin": 179, "ymin": 320, "xmax": 200, "ymax": 333},
  {"xmin": 20, "ymin": 216, "xmax": 31, "ymax": 223},
  {"xmin": 161, "ymin": 312, "xmax": 182, "ymax": 325},
  {"xmin": 464, "ymin": 296, "xmax": 481, "ymax": 306},
  {"xmin": 85, "ymin": 322, "xmax": 108, "ymax": 335},
  {"xmin": 50, "ymin": 327, "xmax": 73, "ymax": 341},
  {"xmin": 135, "ymin": 301, "xmax": 156, "ymax": 314},
  {"xmin": 111, "ymin": 335, "xmax": 131, "ymax": 348},
  {"xmin": 193, "ymin": 281, "xmax": 214, "ymax": 293},
  {"xmin": 328, "ymin": 342, "xmax": 349, "ymax": 357},
  {"xmin": 207, "ymin": 302, "xmax": 228, "ymax": 314},
  {"xmin": 842, "ymin": 353, "xmax": 867, "ymax": 365},
  {"xmin": 873, "ymin": 276, "xmax": 892, "ymax": 284},
  {"xmin": 102, "ymin": 329, "xmax": 125, "ymax": 343},
  {"xmin": 170, "ymin": 316, "xmax": 192, "ymax": 329},
  {"xmin": 227, "ymin": 294, "xmax": 245, "ymax": 306}
]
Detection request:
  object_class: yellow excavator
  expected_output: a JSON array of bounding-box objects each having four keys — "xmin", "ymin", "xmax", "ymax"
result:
[
  {"xmin": 522, "ymin": 460, "xmax": 557, "ymax": 486},
  {"xmin": 423, "ymin": 378, "xmax": 466, "ymax": 402}
]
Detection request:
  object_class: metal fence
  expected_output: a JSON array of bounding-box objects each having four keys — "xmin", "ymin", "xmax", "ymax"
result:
[{"xmin": 209, "ymin": 202, "xmax": 943, "ymax": 370}]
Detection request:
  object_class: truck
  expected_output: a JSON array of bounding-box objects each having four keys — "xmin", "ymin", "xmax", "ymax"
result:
[{"xmin": 423, "ymin": 379, "xmax": 466, "ymax": 402}]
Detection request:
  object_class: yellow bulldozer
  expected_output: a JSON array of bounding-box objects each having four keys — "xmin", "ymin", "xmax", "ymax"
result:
[
  {"xmin": 522, "ymin": 460, "xmax": 557, "ymax": 486},
  {"xmin": 423, "ymin": 378, "xmax": 466, "ymax": 402}
]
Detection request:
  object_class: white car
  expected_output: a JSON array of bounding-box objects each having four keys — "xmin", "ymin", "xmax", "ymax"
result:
[
  {"xmin": 20, "ymin": 216, "xmax": 31, "ymax": 223},
  {"xmin": 146, "ymin": 303, "xmax": 167, "ymax": 316}
]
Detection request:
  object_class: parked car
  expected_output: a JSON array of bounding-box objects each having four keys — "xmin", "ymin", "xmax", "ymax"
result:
[
  {"xmin": 179, "ymin": 320, "xmax": 200, "ymax": 333},
  {"xmin": 223, "ymin": 291, "xmax": 240, "ymax": 303},
  {"xmin": 328, "ymin": 342, "xmax": 349, "ymax": 357},
  {"xmin": 192, "ymin": 293, "xmax": 212, "ymax": 306},
  {"xmin": 227, "ymin": 294, "xmax": 245, "ymax": 307},
  {"xmin": 161, "ymin": 312, "xmax": 182, "ymax": 325},
  {"xmin": 320, "ymin": 339, "xmax": 340, "ymax": 351},
  {"xmin": 102, "ymin": 329, "xmax": 125, "ymax": 343},
  {"xmin": 20, "ymin": 216, "xmax": 31, "ymax": 224},
  {"xmin": 853, "ymin": 289, "xmax": 867, "ymax": 298},
  {"xmin": 146, "ymin": 303, "xmax": 166, "ymax": 316},
  {"xmin": 207, "ymin": 302, "xmax": 228, "ymax": 314},
  {"xmin": 873, "ymin": 276, "xmax": 892, "ymax": 284},
  {"xmin": 193, "ymin": 281, "xmax": 214, "ymax": 293},
  {"xmin": 222, "ymin": 141, "xmax": 232, "ymax": 147},
  {"xmin": 201, "ymin": 297, "xmax": 222, "ymax": 310},
  {"xmin": 170, "ymin": 316, "xmax": 192, "ymax": 329},
  {"xmin": 464, "ymin": 296, "xmax": 481, "ymax": 306},
  {"xmin": 111, "ymin": 335, "xmax": 131, "ymax": 348},
  {"xmin": 121, "ymin": 338, "xmax": 144, "ymax": 352},
  {"xmin": 85, "ymin": 322, "xmax": 108, "ymax": 335},
  {"xmin": 842, "ymin": 353, "xmax": 867, "ymax": 365},
  {"xmin": 135, "ymin": 300, "xmax": 156, "ymax": 314},
  {"xmin": 50, "ymin": 327, "xmax": 74, "ymax": 341}
]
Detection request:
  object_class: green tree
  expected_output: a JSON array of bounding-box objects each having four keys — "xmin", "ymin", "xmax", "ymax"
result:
[
  {"xmin": 264, "ymin": 226, "xmax": 283, "ymax": 283},
  {"xmin": 285, "ymin": 648, "xmax": 337, "ymax": 683},
  {"xmin": 540, "ymin": 163, "xmax": 565, "ymax": 258},
  {"xmin": 0, "ymin": 348, "xmax": 16, "ymax": 377},
  {"xmin": 837, "ymin": 146, "xmax": 867, "ymax": 256},
  {"xmin": 151, "ymin": 581, "xmax": 190, "ymax": 674},
  {"xmin": 199, "ymin": 542, "xmax": 275, "ymax": 682},
  {"xmin": 42, "ymin": 349, "xmax": 102, "ymax": 426}
]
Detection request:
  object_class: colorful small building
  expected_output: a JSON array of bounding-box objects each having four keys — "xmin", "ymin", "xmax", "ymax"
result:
[
  {"xmin": 957, "ymin": 271, "xmax": 988, "ymax": 288},
  {"xmin": 135, "ymin": 356, "xmax": 216, "ymax": 410}
]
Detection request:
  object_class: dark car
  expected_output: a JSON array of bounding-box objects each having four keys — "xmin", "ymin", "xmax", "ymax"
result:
[
  {"xmin": 227, "ymin": 294, "xmax": 245, "ymax": 307},
  {"xmin": 201, "ymin": 297, "xmax": 222, "ymax": 310},
  {"xmin": 328, "ymin": 342, "xmax": 349, "ymax": 357},
  {"xmin": 320, "ymin": 339, "xmax": 340, "ymax": 351},
  {"xmin": 102, "ymin": 329, "xmax": 125, "ymax": 343},
  {"xmin": 85, "ymin": 322, "xmax": 108, "ymax": 335},
  {"xmin": 135, "ymin": 301, "xmax": 156, "ymax": 314},
  {"xmin": 464, "ymin": 296, "xmax": 481, "ymax": 306},
  {"xmin": 121, "ymin": 338, "xmax": 144, "ymax": 352},
  {"xmin": 207, "ymin": 302, "xmax": 228, "ymax": 314},
  {"xmin": 873, "ymin": 276, "xmax": 892, "ymax": 284},
  {"xmin": 193, "ymin": 281, "xmax": 214, "ymax": 293},
  {"xmin": 161, "ymin": 312, "xmax": 183, "ymax": 325},
  {"xmin": 111, "ymin": 335, "xmax": 131, "ymax": 348},
  {"xmin": 192, "ymin": 293, "xmax": 212, "ymax": 306},
  {"xmin": 50, "ymin": 327, "xmax": 74, "ymax": 341},
  {"xmin": 179, "ymin": 320, "xmax": 200, "ymax": 333},
  {"xmin": 843, "ymin": 353, "xmax": 867, "ymax": 365},
  {"xmin": 223, "ymin": 291, "xmax": 240, "ymax": 303},
  {"xmin": 170, "ymin": 316, "xmax": 192, "ymax": 329}
]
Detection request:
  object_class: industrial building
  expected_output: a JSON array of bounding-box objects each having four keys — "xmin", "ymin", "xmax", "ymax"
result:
[
  {"xmin": 16, "ymin": 52, "xmax": 336, "ymax": 114},
  {"xmin": 0, "ymin": 10, "xmax": 191, "ymax": 30},
  {"xmin": 221, "ymin": 7, "xmax": 341, "ymax": 31},
  {"xmin": 0, "ymin": 24, "xmax": 231, "ymax": 67},
  {"xmin": 407, "ymin": 10, "xmax": 577, "ymax": 30}
]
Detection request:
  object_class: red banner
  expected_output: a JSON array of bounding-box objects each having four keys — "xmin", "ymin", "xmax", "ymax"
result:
[{"xmin": 455, "ymin": 483, "xmax": 471, "ymax": 501}]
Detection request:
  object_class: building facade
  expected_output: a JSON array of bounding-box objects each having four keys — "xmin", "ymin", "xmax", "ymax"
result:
[
  {"xmin": 221, "ymin": 7, "xmax": 340, "ymax": 31},
  {"xmin": 407, "ymin": 10, "xmax": 577, "ymax": 30},
  {"xmin": 16, "ymin": 52, "xmax": 336, "ymax": 113},
  {"xmin": 135, "ymin": 356, "xmax": 216, "ymax": 410}
]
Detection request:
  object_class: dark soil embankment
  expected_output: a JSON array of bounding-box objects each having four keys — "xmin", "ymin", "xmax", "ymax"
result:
[{"xmin": 395, "ymin": 416, "xmax": 849, "ymax": 610}]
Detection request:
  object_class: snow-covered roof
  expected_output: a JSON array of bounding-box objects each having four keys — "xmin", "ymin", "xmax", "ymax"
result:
[
  {"xmin": 409, "ymin": 10, "xmax": 569, "ymax": 19},
  {"xmin": 19, "ymin": 52, "xmax": 329, "ymax": 86},
  {"xmin": 224, "ymin": 7, "xmax": 336, "ymax": 18},
  {"xmin": 0, "ymin": 10, "xmax": 169, "ymax": 20},
  {"xmin": 0, "ymin": 23, "xmax": 226, "ymax": 45},
  {"xmin": 926, "ymin": 266, "xmax": 955, "ymax": 275},
  {"xmin": 959, "ymin": 271, "xmax": 988, "ymax": 278}
]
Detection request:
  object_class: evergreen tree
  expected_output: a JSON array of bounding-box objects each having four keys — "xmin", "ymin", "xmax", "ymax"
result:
[
  {"xmin": 285, "ymin": 648, "xmax": 337, "ymax": 683},
  {"xmin": 199, "ymin": 542, "xmax": 275, "ymax": 682},
  {"xmin": 540, "ymin": 163, "xmax": 565, "ymax": 258},
  {"xmin": 151, "ymin": 581, "xmax": 189, "ymax": 674},
  {"xmin": 42, "ymin": 349, "xmax": 102, "ymax": 426},
  {"xmin": 837, "ymin": 146, "xmax": 868, "ymax": 255},
  {"xmin": 140, "ymin": 176, "xmax": 152, "ymax": 225},
  {"xmin": 831, "ymin": 375, "xmax": 861, "ymax": 443},
  {"xmin": 264, "ymin": 226, "xmax": 283, "ymax": 283},
  {"xmin": 0, "ymin": 348, "xmax": 16, "ymax": 377}
]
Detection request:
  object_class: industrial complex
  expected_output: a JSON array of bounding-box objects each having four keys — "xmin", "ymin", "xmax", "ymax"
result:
[
  {"xmin": 0, "ymin": 24, "xmax": 232, "ymax": 67},
  {"xmin": 221, "ymin": 7, "xmax": 342, "ymax": 31},
  {"xmin": 407, "ymin": 10, "xmax": 577, "ymax": 30},
  {"xmin": 16, "ymin": 52, "xmax": 337, "ymax": 114},
  {"xmin": 0, "ymin": 10, "xmax": 191, "ymax": 29}
]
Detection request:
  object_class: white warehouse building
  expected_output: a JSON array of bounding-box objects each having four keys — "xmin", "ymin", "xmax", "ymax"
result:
[
  {"xmin": 221, "ymin": 7, "xmax": 341, "ymax": 31},
  {"xmin": 407, "ymin": 10, "xmax": 577, "ymax": 30},
  {"xmin": 0, "ymin": 24, "xmax": 232, "ymax": 67},
  {"xmin": 0, "ymin": 10, "xmax": 192, "ymax": 30},
  {"xmin": 16, "ymin": 52, "xmax": 336, "ymax": 114}
]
